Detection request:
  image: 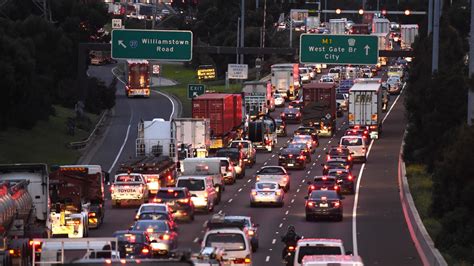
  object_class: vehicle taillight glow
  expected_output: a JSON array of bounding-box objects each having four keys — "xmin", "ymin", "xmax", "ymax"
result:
[
  {"xmin": 281, "ymin": 113, "xmax": 285, "ymax": 117},
  {"xmin": 288, "ymin": 246, "xmax": 295, "ymax": 251},
  {"xmin": 276, "ymin": 190, "xmax": 282, "ymax": 196},
  {"xmin": 334, "ymin": 185, "xmax": 339, "ymax": 190},
  {"xmin": 289, "ymin": 154, "xmax": 293, "ymax": 158},
  {"xmin": 88, "ymin": 212, "xmax": 96, "ymax": 217},
  {"xmin": 141, "ymin": 248, "xmax": 150, "ymax": 254},
  {"xmin": 154, "ymin": 198, "xmax": 162, "ymax": 203},
  {"xmin": 298, "ymin": 155, "xmax": 305, "ymax": 160},
  {"xmin": 160, "ymin": 234, "xmax": 170, "ymax": 240},
  {"xmin": 327, "ymin": 155, "xmax": 331, "ymax": 160},
  {"xmin": 252, "ymin": 191, "xmax": 257, "ymax": 196},
  {"xmin": 110, "ymin": 184, "xmax": 115, "ymax": 192},
  {"xmin": 256, "ymin": 176, "xmax": 260, "ymax": 181},
  {"xmin": 146, "ymin": 228, "xmax": 154, "ymax": 233},
  {"xmin": 306, "ymin": 201, "xmax": 314, "ymax": 207},
  {"xmin": 178, "ymin": 198, "xmax": 190, "ymax": 204},
  {"xmin": 310, "ymin": 185, "xmax": 315, "ymax": 190},
  {"xmin": 348, "ymin": 175, "xmax": 353, "ymax": 180},
  {"xmin": 248, "ymin": 230, "xmax": 255, "ymax": 236},
  {"xmin": 334, "ymin": 201, "xmax": 341, "ymax": 207},
  {"xmin": 348, "ymin": 155, "xmax": 352, "ymax": 161},
  {"xmin": 324, "ymin": 165, "xmax": 328, "ymax": 169}
]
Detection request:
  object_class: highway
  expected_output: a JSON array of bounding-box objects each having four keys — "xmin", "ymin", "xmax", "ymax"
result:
[{"xmin": 86, "ymin": 64, "xmax": 422, "ymax": 265}]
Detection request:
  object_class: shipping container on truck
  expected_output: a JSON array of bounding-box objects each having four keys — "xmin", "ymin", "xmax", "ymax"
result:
[
  {"xmin": 193, "ymin": 94, "xmax": 242, "ymax": 150},
  {"xmin": 400, "ymin": 24, "xmax": 419, "ymax": 50},
  {"xmin": 371, "ymin": 18, "xmax": 390, "ymax": 34},
  {"xmin": 302, "ymin": 82, "xmax": 337, "ymax": 137},
  {"xmin": 329, "ymin": 18, "xmax": 347, "ymax": 35},
  {"xmin": 350, "ymin": 24, "xmax": 370, "ymax": 34},
  {"xmin": 348, "ymin": 78, "xmax": 383, "ymax": 139},
  {"xmin": 0, "ymin": 164, "xmax": 50, "ymax": 266},
  {"xmin": 125, "ymin": 59, "xmax": 150, "ymax": 98},
  {"xmin": 271, "ymin": 63, "xmax": 300, "ymax": 100},
  {"xmin": 242, "ymin": 81, "xmax": 275, "ymax": 120}
]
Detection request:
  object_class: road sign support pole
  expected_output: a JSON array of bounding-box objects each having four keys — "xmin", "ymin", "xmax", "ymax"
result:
[
  {"xmin": 468, "ymin": 0, "xmax": 474, "ymax": 126},
  {"xmin": 237, "ymin": 17, "xmax": 240, "ymax": 64},
  {"xmin": 226, "ymin": 72, "xmax": 229, "ymax": 90},
  {"xmin": 432, "ymin": 0, "xmax": 440, "ymax": 74},
  {"xmin": 428, "ymin": 0, "xmax": 433, "ymax": 35},
  {"xmin": 289, "ymin": 15, "xmax": 293, "ymax": 48},
  {"xmin": 240, "ymin": 0, "xmax": 245, "ymax": 64}
]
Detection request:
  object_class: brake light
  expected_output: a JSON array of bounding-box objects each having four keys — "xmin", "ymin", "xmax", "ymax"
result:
[
  {"xmin": 296, "ymin": 113, "xmax": 301, "ymax": 117},
  {"xmin": 88, "ymin": 212, "xmax": 96, "ymax": 217},
  {"xmin": 178, "ymin": 198, "xmax": 190, "ymax": 204},
  {"xmin": 327, "ymin": 155, "xmax": 331, "ymax": 160},
  {"xmin": 346, "ymin": 165, "xmax": 350, "ymax": 169},
  {"xmin": 321, "ymin": 196, "xmax": 327, "ymax": 200},
  {"xmin": 348, "ymin": 175, "xmax": 353, "ymax": 180},
  {"xmin": 142, "ymin": 248, "xmax": 150, "ymax": 254},
  {"xmin": 298, "ymin": 155, "xmax": 305, "ymax": 160},
  {"xmin": 167, "ymin": 175, "xmax": 173, "ymax": 180},
  {"xmin": 334, "ymin": 185, "xmax": 339, "ymax": 190},
  {"xmin": 289, "ymin": 154, "xmax": 293, "ymax": 158},
  {"xmin": 281, "ymin": 113, "xmax": 285, "ymax": 117},
  {"xmin": 167, "ymin": 189, "xmax": 174, "ymax": 193},
  {"xmin": 310, "ymin": 185, "xmax": 315, "ymax": 190},
  {"xmin": 276, "ymin": 190, "xmax": 282, "ymax": 196},
  {"xmin": 288, "ymin": 246, "xmax": 295, "ymax": 251},
  {"xmin": 251, "ymin": 191, "xmax": 257, "ymax": 196},
  {"xmin": 334, "ymin": 201, "xmax": 341, "ymax": 207},
  {"xmin": 324, "ymin": 165, "xmax": 328, "ymax": 169},
  {"xmin": 306, "ymin": 201, "xmax": 314, "ymax": 207},
  {"xmin": 256, "ymin": 176, "xmax": 260, "ymax": 181},
  {"xmin": 160, "ymin": 234, "xmax": 170, "ymax": 241},
  {"xmin": 146, "ymin": 228, "xmax": 154, "ymax": 233},
  {"xmin": 110, "ymin": 184, "xmax": 115, "ymax": 192},
  {"xmin": 248, "ymin": 230, "xmax": 255, "ymax": 236},
  {"xmin": 154, "ymin": 198, "xmax": 162, "ymax": 203},
  {"xmin": 322, "ymin": 176, "xmax": 327, "ymax": 180},
  {"xmin": 348, "ymin": 155, "xmax": 352, "ymax": 161}
]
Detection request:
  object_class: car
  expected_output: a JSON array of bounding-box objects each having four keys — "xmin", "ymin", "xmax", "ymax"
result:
[
  {"xmin": 274, "ymin": 92, "xmax": 286, "ymax": 107},
  {"xmin": 131, "ymin": 220, "xmax": 178, "ymax": 256},
  {"xmin": 387, "ymin": 65, "xmax": 404, "ymax": 79},
  {"xmin": 327, "ymin": 68, "xmax": 341, "ymax": 82},
  {"xmin": 135, "ymin": 203, "xmax": 172, "ymax": 221},
  {"xmin": 216, "ymin": 148, "xmax": 246, "ymax": 179},
  {"xmin": 202, "ymin": 228, "xmax": 252, "ymax": 262},
  {"xmin": 275, "ymin": 119, "xmax": 287, "ymax": 137},
  {"xmin": 153, "ymin": 187, "xmax": 195, "ymax": 221},
  {"xmin": 289, "ymin": 99, "xmax": 305, "ymax": 110},
  {"xmin": 307, "ymin": 176, "xmax": 340, "ymax": 195},
  {"xmin": 321, "ymin": 158, "xmax": 352, "ymax": 175},
  {"xmin": 294, "ymin": 126, "xmax": 319, "ymax": 144},
  {"xmin": 326, "ymin": 146, "xmax": 353, "ymax": 168},
  {"xmin": 299, "ymin": 67, "xmax": 312, "ymax": 83},
  {"xmin": 250, "ymin": 181, "xmax": 284, "ymax": 207},
  {"xmin": 361, "ymin": 68, "xmax": 373, "ymax": 78},
  {"xmin": 386, "ymin": 75, "xmax": 402, "ymax": 95},
  {"xmin": 136, "ymin": 210, "xmax": 178, "ymax": 232},
  {"xmin": 280, "ymin": 107, "xmax": 302, "ymax": 123},
  {"xmin": 112, "ymin": 230, "xmax": 153, "ymax": 259},
  {"xmin": 304, "ymin": 190, "xmax": 343, "ymax": 221},
  {"xmin": 176, "ymin": 176, "xmax": 217, "ymax": 213},
  {"xmin": 336, "ymin": 93, "xmax": 348, "ymax": 111},
  {"xmin": 288, "ymin": 142, "xmax": 311, "ymax": 162},
  {"xmin": 279, "ymin": 147, "xmax": 307, "ymax": 170},
  {"xmin": 206, "ymin": 214, "xmax": 260, "ymax": 252},
  {"xmin": 255, "ymin": 166, "xmax": 291, "ymax": 192},
  {"xmin": 292, "ymin": 134, "xmax": 318, "ymax": 153},
  {"xmin": 229, "ymin": 140, "xmax": 257, "ymax": 167},
  {"xmin": 344, "ymin": 128, "xmax": 370, "ymax": 145},
  {"xmin": 301, "ymin": 255, "xmax": 364, "ymax": 266},
  {"xmin": 293, "ymin": 238, "xmax": 351, "ymax": 266},
  {"xmin": 339, "ymin": 136, "xmax": 368, "ymax": 163},
  {"xmin": 327, "ymin": 169, "xmax": 355, "ymax": 194},
  {"xmin": 319, "ymin": 75, "xmax": 335, "ymax": 83}
]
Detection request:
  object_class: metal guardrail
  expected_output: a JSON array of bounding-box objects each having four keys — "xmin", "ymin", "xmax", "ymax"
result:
[{"xmin": 69, "ymin": 110, "xmax": 109, "ymax": 149}]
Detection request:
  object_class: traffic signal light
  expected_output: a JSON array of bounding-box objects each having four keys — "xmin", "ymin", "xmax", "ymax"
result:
[
  {"xmin": 335, "ymin": 8, "xmax": 341, "ymax": 15},
  {"xmin": 404, "ymin": 10, "xmax": 411, "ymax": 15},
  {"xmin": 358, "ymin": 9, "xmax": 364, "ymax": 15},
  {"xmin": 381, "ymin": 9, "xmax": 387, "ymax": 15}
]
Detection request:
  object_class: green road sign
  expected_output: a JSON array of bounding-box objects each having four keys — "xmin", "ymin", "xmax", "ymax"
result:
[
  {"xmin": 111, "ymin": 29, "xmax": 192, "ymax": 61},
  {"xmin": 188, "ymin": 84, "xmax": 205, "ymax": 99},
  {"xmin": 299, "ymin": 34, "xmax": 378, "ymax": 65}
]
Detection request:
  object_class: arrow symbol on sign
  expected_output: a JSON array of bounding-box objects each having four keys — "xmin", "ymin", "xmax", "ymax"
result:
[
  {"xmin": 364, "ymin": 45, "xmax": 370, "ymax": 55},
  {"xmin": 192, "ymin": 92, "xmax": 199, "ymax": 97},
  {"xmin": 118, "ymin": 40, "xmax": 127, "ymax": 48}
]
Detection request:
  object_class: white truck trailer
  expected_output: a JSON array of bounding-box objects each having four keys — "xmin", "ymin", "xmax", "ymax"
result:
[
  {"xmin": 400, "ymin": 24, "xmax": 419, "ymax": 50},
  {"xmin": 329, "ymin": 18, "xmax": 346, "ymax": 35}
]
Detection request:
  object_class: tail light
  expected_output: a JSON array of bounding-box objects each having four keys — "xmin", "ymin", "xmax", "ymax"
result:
[
  {"xmin": 146, "ymin": 228, "xmax": 154, "ymax": 233},
  {"xmin": 283, "ymin": 176, "xmax": 288, "ymax": 182},
  {"xmin": 309, "ymin": 185, "xmax": 315, "ymax": 191},
  {"xmin": 288, "ymin": 246, "xmax": 295, "ymax": 251},
  {"xmin": 160, "ymin": 234, "xmax": 170, "ymax": 241},
  {"xmin": 327, "ymin": 155, "xmax": 331, "ymax": 160},
  {"xmin": 276, "ymin": 190, "xmax": 282, "ymax": 196},
  {"xmin": 248, "ymin": 230, "xmax": 255, "ymax": 236},
  {"xmin": 348, "ymin": 175, "xmax": 353, "ymax": 180},
  {"xmin": 334, "ymin": 185, "xmax": 339, "ymax": 190},
  {"xmin": 167, "ymin": 175, "xmax": 173, "ymax": 181},
  {"xmin": 251, "ymin": 191, "xmax": 257, "ymax": 196},
  {"xmin": 324, "ymin": 165, "xmax": 328, "ymax": 169},
  {"xmin": 289, "ymin": 154, "xmax": 293, "ymax": 158},
  {"xmin": 298, "ymin": 155, "xmax": 305, "ymax": 160},
  {"xmin": 281, "ymin": 113, "xmax": 285, "ymax": 117},
  {"xmin": 256, "ymin": 176, "xmax": 260, "ymax": 181},
  {"xmin": 142, "ymin": 248, "xmax": 150, "ymax": 254},
  {"xmin": 346, "ymin": 165, "xmax": 350, "ymax": 169},
  {"xmin": 348, "ymin": 155, "xmax": 352, "ymax": 161},
  {"xmin": 306, "ymin": 201, "xmax": 314, "ymax": 207},
  {"xmin": 296, "ymin": 113, "xmax": 301, "ymax": 117},
  {"xmin": 110, "ymin": 184, "xmax": 115, "ymax": 192},
  {"xmin": 333, "ymin": 201, "xmax": 341, "ymax": 208},
  {"xmin": 88, "ymin": 212, "xmax": 96, "ymax": 218},
  {"xmin": 204, "ymin": 192, "xmax": 208, "ymax": 197},
  {"xmin": 178, "ymin": 198, "xmax": 190, "ymax": 204},
  {"xmin": 153, "ymin": 198, "xmax": 162, "ymax": 203}
]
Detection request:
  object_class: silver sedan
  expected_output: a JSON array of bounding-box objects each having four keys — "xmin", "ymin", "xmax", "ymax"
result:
[{"xmin": 250, "ymin": 181, "xmax": 284, "ymax": 207}]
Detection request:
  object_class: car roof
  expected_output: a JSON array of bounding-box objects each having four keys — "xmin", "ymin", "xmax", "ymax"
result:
[
  {"xmin": 259, "ymin": 166, "xmax": 286, "ymax": 171},
  {"xmin": 282, "ymin": 148, "xmax": 302, "ymax": 153},
  {"xmin": 314, "ymin": 175, "xmax": 336, "ymax": 180},
  {"xmin": 113, "ymin": 230, "xmax": 147, "ymax": 236},
  {"xmin": 297, "ymin": 238, "xmax": 343, "ymax": 246},
  {"xmin": 158, "ymin": 187, "xmax": 187, "ymax": 191},
  {"xmin": 140, "ymin": 203, "xmax": 168, "ymax": 208},
  {"xmin": 177, "ymin": 176, "xmax": 208, "ymax": 180},
  {"xmin": 326, "ymin": 158, "xmax": 348, "ymax": 162},
  {"xmin": 205, "ymin": 228, "xmax": 247, "ymax": 235}
]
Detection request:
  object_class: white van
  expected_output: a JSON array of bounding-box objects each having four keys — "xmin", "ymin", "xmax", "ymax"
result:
[
  {"xmin": 339, "ymin": 135, "xmax": 367, "ymax": 162},
  {"xmin": 294, "ymin": 238, "xmax": 351, "ymax": 266},
  {"xmin": 302, "ymin": 255, "xmax": 364, "ymax": 266},
  {"xmin": 202, "ymin": 228, "xmax": 252, "ymax": 266},
  {"xmin": 176, "ymin": 176, "xmax": 217, "ymax": 213}
]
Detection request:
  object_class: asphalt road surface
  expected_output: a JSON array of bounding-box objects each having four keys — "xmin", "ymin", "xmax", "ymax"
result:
[{"xmin": 86, "ymin": 65, "xmax": 422, "ymax": 266}]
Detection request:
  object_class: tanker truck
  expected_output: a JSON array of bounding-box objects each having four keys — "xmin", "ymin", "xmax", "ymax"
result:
[{"xmin": 0, "ymin": 164, "xmax": 50, "ymax": 266}]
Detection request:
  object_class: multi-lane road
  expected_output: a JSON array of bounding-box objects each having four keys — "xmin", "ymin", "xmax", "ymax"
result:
[{"xmin": 86, "ymin": 64, "xmax": 422, "ymax": 265}]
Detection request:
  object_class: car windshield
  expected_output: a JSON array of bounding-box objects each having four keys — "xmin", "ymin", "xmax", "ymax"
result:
[
  {"xmin": 177, "ymin": 179, "xmax": 205, "ymax": 191},
  {"xmin": 132, "ymin": 220, "xmax": 169, "ymax": 232},
  {"xmin": 258, "ymin": 167, "xmax": 285, "ymax": 175},
  {"xmin": 139, "ymin": 212, "xmax": 169, "ymax": 221},
  {"xmin": 140, "ymin": 205, "xmax": 167, "ymax": 213},
  {"xmin": 288, "ymin": 143, "xmax": 306, "ymax": 150},
  {"xmin": 341, "ymin": 137, "xmax": 363, "ymax": 146},
  {"xmin": 216, "ymin": 151, "xmax": 240, "ymax": 162},
  {"xmin": 282, "ymin": 148, "xmax": 301, "ymax": 155},
  {"xmin": 297, "ymin": 246, "xmax": 343, "ymax": 263},
  {"xmin": 205, "ymin": 233, "xmax": 246, "ymax": 251},
  {"xmin": 284, "ymin": 108, "xmax": 299, "ymax": 114},
  {"xmin": 328, "ymin": 171, "xmax": 349, "ymax": 178},
  {"xmin": 310, "ymin": 190, "xmax": 339, "ymax": 199},
  {"xmin": 293, "ymin": 136, "xmax": 312, "ymax": 142},
  {"xmin": 115, "ymin": 175, "xmax": 142, "ymax": 182},
  {"xmin": 329, "ymin": 149, "xmax": 349, "ymax": 156},
  {"xmin": 328, "ymin": 161, "xmax": 347, "ymax": 168},
  {"xmin": 114, "ymin": 233, "xmax": 145, "ymax": 244},
  {"xmin": 156, "ymin": 190, "xmax": 186, "ymax": 199},
  {"xmin": 256, "ymin": 182, "xmax": 278, "ymax": 190},
  {"xmin": 229, "ymin": 142, "xmax": 249, "ymax": 149}
]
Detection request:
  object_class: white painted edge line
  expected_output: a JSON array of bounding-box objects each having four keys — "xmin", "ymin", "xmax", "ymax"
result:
[{"xmin": 265, "ymin": 256, "xmax": 270, "ymax": 262}]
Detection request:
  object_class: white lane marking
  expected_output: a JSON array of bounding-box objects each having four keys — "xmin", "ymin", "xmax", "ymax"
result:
[
  {"xmin": 279, "ymin": 223, "xmax": 283, "ymax": 228},
  {"xmin": 247, "ymin": 179, "xmax": 251, "ymax": 183},
  {"xmin": 296, "ymin": 188, "xmax": 300, "ymax": 193},
  {"xmin": 323, "ymin": 147, "xmax": 326, "ymax": 151},
  {"xmin": 302, "ymin": 179, "xmax": 305, "ymax": 183},
  {"xmin": 382, "ymin": 87, "xmax": 403, "ymax": 124},
  {"xmin": 193, "ymin": 237, "xmax": 199, "ymax": 243},
  {"xmin": 328, "ymin": 140, "xmax": 331, "ymax": 144},
  {"xmin": 285, "ymin": 210, "xmax": 289, "ymax": 215},
  {"xmin": 152, "ymin": 90, "xmax": 175, "ymax": 120},
  {"xmin": 318, "ymin": 155, "xmax": 321, "ymax": 158},
  {"xmin": 307, "ymin": 171, "xmax": 311, "ymax": 174},
  {"xmin": 291, "ymin": 199, "xmax": 295, "ymax": 203},
  {"xmin": 264, "ymin": 162, "xmax": 268, "ymax": 166},
  {"xmin": 218, "ymin": 210, "xmax": 223, "ymax": 214},
  {"xmin": 280, "ymin": 147, "xmax": 283, "ymax": 150},
  {"xmin": 228, "ymin": 198, "xmax": 233, "ymax": 203},
  {"xmin": 107, "ymin": 111, "xmax": 133, "ymax": 173},
  {"xmin": 272, "ymin": 154, "xmax": 275, "ymax": 158},
  {"xmin": 265, "ymin": 256, "xmax": 270, "ymax": 262},
  {"xmin": 272, "ymin": 239, "xmax": 276, "ymax": 244},
  {"xmin": 203, "ymin": 221, "xmax": 208, "ymax": 228},
  {"xmin": 238, "ymin": 188, "xmax": 242, "ymax": 192}
]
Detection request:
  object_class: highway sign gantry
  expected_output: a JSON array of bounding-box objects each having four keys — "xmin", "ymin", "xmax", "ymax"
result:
[
  {"xmin": 299, "ymin": 34, "xmax": 378, "ymax": 65},
  {"xmin": 111, "ymin": 29, "xmax": 192, "ymax": 61},
  {"xmin": 188, "ymin": 84, "xmax": 205, "ymax": 99}
]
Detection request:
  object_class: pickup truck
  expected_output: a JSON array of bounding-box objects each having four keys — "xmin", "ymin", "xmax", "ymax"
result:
[{"xmin": 111, "ymin": 173, "xmax": 149, "ymax": 207}]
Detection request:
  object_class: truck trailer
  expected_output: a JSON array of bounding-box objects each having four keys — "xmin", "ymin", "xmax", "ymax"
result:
[
  {"xmin": 271, "ymin": 63, "xmax": 300, "ymax": 100},
  {"xmin": 242, "ymin": 81, "xmax": 275, "ymax": 120},
  {"xmin": 302, "ymin": 82, "xmax": 337, "ymax": 137}
]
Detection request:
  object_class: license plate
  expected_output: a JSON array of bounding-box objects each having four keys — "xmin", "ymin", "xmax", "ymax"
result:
[
  {"xmin": 287, "ymin": 163, "xmax": 294, "ymax": 167},
  {"xmin": 126, "ymin": 248, "xmax": 133, "ymax": 252},
  {"xmin": 320, "ymin": 203, "xmax": 328, "ymax": 207}
]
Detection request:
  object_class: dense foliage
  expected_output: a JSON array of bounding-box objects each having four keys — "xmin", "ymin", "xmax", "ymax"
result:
[
  {"xmin": 0, "ymin": 0, "xmax": 115, "ymax": 130},
  {"xmin": 403, "ymin": 0, "xmax": 473, "ymax": 263}
]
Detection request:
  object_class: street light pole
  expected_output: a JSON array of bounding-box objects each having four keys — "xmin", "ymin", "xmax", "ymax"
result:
[
  {"xmin": 237, "ymin": 17, "xmax": 240, "ymax": 64},
  {"xmin": 262, "ymin": 0, "xmax": 267, "ymax": 48},
  {"xmin": 432, "ymin": 0, "xmax": 440, "ymax": 73},
  {"xmin": 468, "ymin": 0, "xmax": 474, "ymax": 125},
  {"xmin": 428, "ymin": 0, "xmax": 433, "ymax": 35},
  {"xmin": 240, "ymin": 0, "xmax": 245, "ymax": 64}
]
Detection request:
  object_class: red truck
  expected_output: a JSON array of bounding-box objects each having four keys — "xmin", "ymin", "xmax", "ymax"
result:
[
  {"xmin": 192, "ymin": 93, "xmax": 243, "ymax": 150},
  {"xmin": 125, "ymin": 60, "xmax": 150, "ymax": 98},
  {"xmin": 302, "ymin": 82, "xmax": 337, "ymax": 137}
]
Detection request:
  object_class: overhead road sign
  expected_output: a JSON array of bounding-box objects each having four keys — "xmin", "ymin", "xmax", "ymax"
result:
[
  {"xmin": 228, "ymin": 64, "xmax": 248, "ymax": 79},
  {"xmin": 320, "ymin": 9, "xmax": 427, "ymax": 15},
  {"xmin": 111, "ymin": 29, "xmax": 192, "ymax": 61},
  {"xmin": 188, "ymin": 84, "xmax": 205, "ymax": 99},
  {"xmin": 299, "ymin": 34, "xmax": 378, "ymax": 65}
]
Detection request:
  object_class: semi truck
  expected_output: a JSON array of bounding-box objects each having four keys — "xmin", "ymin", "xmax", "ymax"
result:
[
  {"xmin": 174, "ymin": 118, "xmax": 211, "ymax": 161},
  {"xmin": 192, "ymin": 94, "xmax": 243, "ymax": 150},
  {"xmin": 348, "ymin": 78, "xmax": 383, "ymax": 139},
  {"xmin": 329, "ymin": 18, "xmax": 346, "ymax": 34},
  {"xmin": 302, "ymin": 82, "xmax": 337, "ymax": 137},
  {"xmin": 0, "ymin": 164, "xmax": 50, "ymax": 266},
  {"xmin": 371, "ymin": 32, "xmax": 391, "ymax": 66},
  {"xmin": 48, "ymin": 165, "xmax": 107, "ymax": 238},
  {"xmin": 247, "ymin": 115, "xmax": 277, "ymax": 152},
  {"xmin": 271, "ymin": 63, "xmax": 300, "ymax": 100},
  {"xmin": 371, "ymin": 18, "xmax": 390, "ymax": 34},
  {"xmin": 400, "ymin": 24, "xmax": 419, "ymax": 50},
  {"xmin": 242, "ymin": 81, "xmax": 274, "ymax": 120},
  {"xmin": 125, "ymin": 60, "xmax": 150, "ymax": 98}
]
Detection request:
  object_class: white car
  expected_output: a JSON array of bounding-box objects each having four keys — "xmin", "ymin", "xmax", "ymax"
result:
[
  {"xmin": 302, "ymin": 255, "xmax": 364, "ymax": 266},
  {"xmin": 336, "ymin": 93, "xmax": 348, "ymax": 111},
  {"xmin": 386, "ymin": 75, "xmax": 402, "ymax": 94},
  {"xmin": 250, "ymin": 181, "xmax": 284, "ymax": 207},
  {"xmin": 176, "ymin": 176, "xmax": 217, "ymax": 212},
  {"xmin": 327, "ymin": 68, "xmax": 341, "ymax": 82},
  {"xmin": 255, "ymin": 166, "xmax": 290, "ymax": 191},
  {"xmin": 339, "ymin": 136, "xmax": 367, "ymax": 162},
  {"xmin": 273, "ymin": 93, "xmax": 285, "ymax": 107},
  {"xmin": 299, "ymin": 67, "xmax": 312, "ymax": 83},
  {"xmin": 293, "ymin": 238, "xmax": 351, "ymax": 266},
  {"xmin": 202, "ymin": 228, "xmax": 252, "ymax": 265},
  {"xmin": 319, "ymin": 75, "xmax": 335, "ymax": 83},
  {"xmin": 135, "ymin": 203, "xmax": 171, "ymax": 220}
]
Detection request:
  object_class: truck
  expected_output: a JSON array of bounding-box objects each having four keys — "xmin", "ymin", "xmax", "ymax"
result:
[
  {"xmin": 400, "ymin": 24, "xmax": 419, "ymax": 50},
  {"xmin": 111, "ymin": 172, "xmax": 149, "ymax": 207},
  {"xmin": 242, "ymin": 81, "xmax": 274, "ymax": 120},
  {"xmin": 247, "ymin": 115, "xmax": 277, "ymax": 152},
  {"xmin": 48, "ymin": 165, "xmax": 107, "ymax": 238},
  {"xmin": 0, "ymin": 164, "xmax": 50, "ymax": 266},
  {"xmin": 125, "ymin": 59, "xmax": 150, "ymax": 98},
  {"xmin": 328, "ymin": 18, "xmax": 347, "ymax": 35},
  {"xmin": 348, "ymin": 78, "xmax": 383, "ymax": 139},
  {"xmin": 371, "ymin": 18, "xmax": 390, "ymax": 34},
  {"xmin": 174, "ymin": 118, "xmax": 211, "ymax": 161},
  {"xmin": 306, "ymin": 16, "xmax": 320, "ymax": 33},
  {"xmin": 371, "ymin": 32, "xmax": 391, "ymax": 66},
  {"xmin": 271, "ymin": 63, "xmax": 300, "ymax": 100},
  {"xmin": 192, "ymin": 94, "xmax": 243, "ymax": 150},
  {"xmin": 302, "ymin": 82, "xmax": 337, "ymax": 137},
  {"xmin": 350, "ymin": 24, "xmax": 370, "ymax": 34}
]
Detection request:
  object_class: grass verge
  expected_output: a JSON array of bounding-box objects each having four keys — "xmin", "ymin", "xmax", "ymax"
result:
[{"xmin": 0, "ymin": 106, "xmax": 99, "ymax": 165}]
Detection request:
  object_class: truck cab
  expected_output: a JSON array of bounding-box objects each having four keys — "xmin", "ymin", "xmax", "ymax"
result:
[{"xmin": 247, "ymin": 118, "xmax": 277, "ymax": 152}]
